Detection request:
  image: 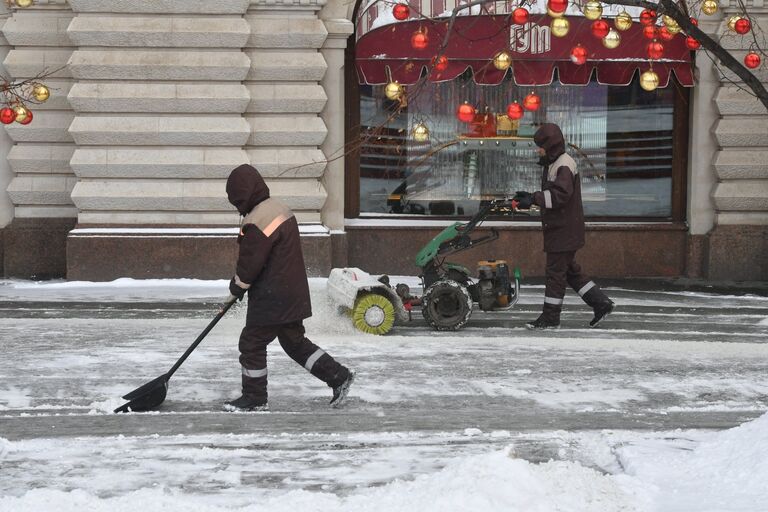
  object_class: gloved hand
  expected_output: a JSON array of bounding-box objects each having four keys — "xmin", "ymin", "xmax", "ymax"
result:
[
  {"xmin": 512, "ymin": 191, "xmax": 533, "ymax": 210},
  {"xmin": 229, "ymin": 277, "xmax": 247, "ymax": 301}
]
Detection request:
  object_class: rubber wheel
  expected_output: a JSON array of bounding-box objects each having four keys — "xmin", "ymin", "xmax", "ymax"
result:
[
  {"xmin": 422, "ymin": 279, "xmax": 473, "ymax": 331},
  {"xmin": 352, "ymin": 293, "xmax": 396, "ymax": 335}
]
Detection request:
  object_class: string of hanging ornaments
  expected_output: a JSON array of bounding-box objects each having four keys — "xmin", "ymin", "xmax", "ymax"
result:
[
  {"xmin": 0, "ymin": 74, "xmax": 52, "ymax": 126},
  {"xmin": 380, "ymin": 0, "xmax": 762, "ymax": 142},
  {"xmin": 2, "ymin": 0, "xmax": 53, "ymax": 125}
]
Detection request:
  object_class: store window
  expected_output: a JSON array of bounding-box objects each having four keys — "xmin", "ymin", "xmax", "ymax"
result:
[
  {"xmin": 348, "ymin": 5, "xmax": 692, "ymax": 221},
  {"xmin": 357, "ymin": 72, "xmax": 678, "ymax": 218}
]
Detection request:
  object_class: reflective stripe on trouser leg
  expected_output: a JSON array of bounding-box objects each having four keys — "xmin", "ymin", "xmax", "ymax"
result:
[
  {"xmin": 582, "ymin": 284, "xmax": 611, "ymax": 308},
  {"xmin": 544, "ymin": 296, "xmax": 564, "ymax": 306},
  {"xmin": 542, "ymin": 296, "xmax": 563, "ymax": 323},
  {"xmin": 301, "ymin": 349, "xmax": 348, "ymax": 387},
  {"xmin": 242, "ymin": 366, "xmax": 267, "ymax": 378},
  {"xmin": 304, "ymin": 349, "xmax": 325, "ymax": 371},
  {"xmin": 577, "ymin": 281, "xmax": 596, "ymax": 297}
]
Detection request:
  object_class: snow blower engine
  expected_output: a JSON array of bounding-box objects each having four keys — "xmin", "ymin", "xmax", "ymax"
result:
[
  {"xmin": 415, "ymin": 198, "xmax": 522, "ymax": 331},
  {"xmin": 327, "ymin": 199, "xmax": 526, "ymax": 334}
]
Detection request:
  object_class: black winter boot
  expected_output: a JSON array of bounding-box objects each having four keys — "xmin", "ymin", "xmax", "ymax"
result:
[
  {"xmin": 589, "ymin": 300, "xmax": 615, "ymax": 327},
  {"xmin": 582, "ymin": 286, "xmax": 614, "ymax": 328},
  {"xmin": 329, "ymin": 370, "xmax": 355, "ymax": 408},
  {"xmin": 525, "ymin": 314, "xmax": 561, "ymax": 330},
  {"xmin": 223, "ymin": 394, "xmax": 269, "ymax": 412},
  {"xmin": 526, "ymin": 302, "xmax": 561, "ymax": 330}
]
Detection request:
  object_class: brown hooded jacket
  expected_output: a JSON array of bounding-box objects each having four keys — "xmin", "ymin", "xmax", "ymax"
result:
[
  {"xmin": 531, "ymin": 123, "xmax": 585, "ymax": 253},
  {"xmin": 226, "ymin": 164, "xmax": 312, "ymax": 325}
]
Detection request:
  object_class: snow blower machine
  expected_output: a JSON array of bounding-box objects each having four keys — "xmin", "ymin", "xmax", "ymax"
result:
[{"xmin": 327, "ymin": 199, "xmax": 525, "ymax": 334}]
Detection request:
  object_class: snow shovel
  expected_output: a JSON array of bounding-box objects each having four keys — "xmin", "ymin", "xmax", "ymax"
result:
[{"xmin": 114, "ymin": 296, "xmax": 238, "ymax": 413}]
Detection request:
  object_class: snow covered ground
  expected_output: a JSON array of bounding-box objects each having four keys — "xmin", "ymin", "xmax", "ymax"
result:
[{"xmin": 1, "ymin": 277, "xmax": 767, "ymax": 511}]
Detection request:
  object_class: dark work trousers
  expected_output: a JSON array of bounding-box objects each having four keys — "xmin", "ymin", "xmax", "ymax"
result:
[
  {"xmin": 542, "ymin": 251, "xmax": 611, "ymax": 322},
  {"xmin": 237, "ymin": 320, "xmax": 349, "ymax": 402}
]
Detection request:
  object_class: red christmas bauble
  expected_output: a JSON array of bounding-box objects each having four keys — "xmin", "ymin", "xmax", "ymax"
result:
[
  {"xmin": 548, "ymin": 0, "xmax": 568, "ymax": 14},
  {"xmin": 647, "ymin": 41, "xmax": 664, "ymax": 59},
  {"xmin": 640, "ymin": 9, "xmax": 656, "ymax": 26},
  {"xmin": 685, "ymin": 36, "xmax": 700, "ymax": 50},
  {"xmin": 393, "ymin": 3, "xmax": 410, "ymax": 20},
  {"xmin": 689, "ymin": 17, "xmax": 699, "ymax": 26},
  {"xmin": 457, "ymin": 102, "xmax": 476, "ymax": 123},
  {"xmin": 744, "ymin": 52, "xmax": 761, "ymax": 69},
  {"xmin": 659, "ymin": 27, "xmax": 675, "ymax": 41},
  {"xmin": 431, "ymin": 54, "xmax": 448, "ymax": 72},
  {"xmin": 512, "ymin": 7, "xmax": 529, "ymax": 25},
  {"xmin": 643, "ymin": 25, "xmax": 658, "ymax": 39},
  {"xmin": 591, "ymin": 19, "xmax": 609, "ymax": 38},
  {"xmin": 17, "ymin": 109, "xmax": 32, "ymax": 125},
  {"xmin": 411, "ymin": 30, "xmax": 428, "ymax": 50},
  {"xmin": 734, "ymin": 17, "xmax": 751, "ymax": 35},
  {"xmin": 507, "ymin": 102, "xmax": 524, "ymax": 120},
  {"xmin": 523, "ymin": 93, "xmax": 541, "ymax": 111},
  {"xmin": 570, "ymin": 45, "xmax": 588, "ymax": 65},
  {"xmin": 0, "ymin": 107, "xmax": 16, "ymax": 124}
]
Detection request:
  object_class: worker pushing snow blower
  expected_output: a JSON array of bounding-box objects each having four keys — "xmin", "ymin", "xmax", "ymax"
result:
[{"xmin": 328, "ymin": 199, "xmax": 529, "ymax": 335}]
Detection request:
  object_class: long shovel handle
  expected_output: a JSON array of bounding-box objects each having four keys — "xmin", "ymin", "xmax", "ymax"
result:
[{"xmin": 166, "ymin": 296, "xmax": 238, "ymax": 379}]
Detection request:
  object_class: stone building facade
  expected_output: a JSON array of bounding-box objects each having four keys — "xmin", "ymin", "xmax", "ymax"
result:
[{"xmin": 0, "ymin": 0, "xmax": 765, "ymax": 281}]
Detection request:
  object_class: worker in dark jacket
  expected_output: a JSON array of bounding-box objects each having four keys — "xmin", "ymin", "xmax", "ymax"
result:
[
  {"xmin": 513, "ymin": 123, "xmax": 614, "ymax": 329},
  {"xmin": 225, "ymin": 164, "xmax": 354, "ymax": 411}
]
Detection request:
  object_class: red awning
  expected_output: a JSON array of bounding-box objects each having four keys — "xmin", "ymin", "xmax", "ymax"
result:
[{"xmin": 355, "ymin": 15, "xmax": 694, "ymax": 87}]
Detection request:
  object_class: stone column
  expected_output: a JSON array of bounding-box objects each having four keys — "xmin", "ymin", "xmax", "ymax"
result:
[
  {"xmin": 247, "ymin": 0, "xmax": 332, "ymax": 274},
  {"xmin": 710, "ymin": 0, "xmax": 768, "ymax": 280},
  {"xmin": 65, "ymin": 0, "xmax": 252, "ymax": 279},
  {"xmin": 2, "ymin": 0, "xmax": 76, "ymax": 278},
  {"xmin": 685, "ymin": 12, "xmax": 721, "ymax": 277},
  {"xmin": 320, "ymin": 18, "xmax": 353, "ymax": 267}
]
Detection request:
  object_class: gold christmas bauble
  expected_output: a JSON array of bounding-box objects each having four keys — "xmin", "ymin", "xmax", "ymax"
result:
[
  {"xmin": 602, "ymin": 29, "xmax": 621, "ymax": 49},
  {"xmin": 551, "ymin": 17, "xmax": 570, "ymax": 37},
  {"xmin": 640, "ymin": 70, "xmax": 660, "ymax": 91},
  {"xmin": 411, "ymin": 122, "xmax": 429, "ymax": 142},
  {"xmin": 583, "ymin": 1, "xmax": 603, "ymax": 21},
  {"xmin": 32, "ymin": 84, "xmax": 50, "ymax": 102},
  {"xmin": 727, "ymin": 15, "xmax": 741, "ymax": 32},
  {"xmin": 614, "ymin": 11, "xmax": 632, "ymax": 31},
  {"xmin": 13, "ymin": 105, "xmax": 29, "ymax": 123},
  {"xmin": 547, "ymin": 7, "xmax": 564, "ymax": 18},
  {"xmin": 384, "ymin": 81, "xmax": 404, "ymax": 101},
  {"xmin": 701, "ymin": 0, "xmax": 718, "ymax": 16},
  {"xmin": 662, "ymin": 15, "xmax": 681, "ymax": 34},
  {"xmin": 493, "ymin": 50, "xmax": 512, "ymax": 71},
  {"xmin": 14, "ymin": 0, "xmax": 34, "ymax": 7}
]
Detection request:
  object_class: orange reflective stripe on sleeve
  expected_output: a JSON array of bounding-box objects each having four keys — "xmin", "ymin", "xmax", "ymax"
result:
[{"xmin": 262, "ymin": 214, "xmax": 289, "ymax": 237}]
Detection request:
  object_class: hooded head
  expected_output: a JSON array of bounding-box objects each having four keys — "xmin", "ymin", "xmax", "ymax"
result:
[
  {"xmin": 533, "ymin": 123, "xmax": 566, "ymax": 163},
  {"xmin": 226, "ymin": 164, "xmax": 270, "ymax": 215}
]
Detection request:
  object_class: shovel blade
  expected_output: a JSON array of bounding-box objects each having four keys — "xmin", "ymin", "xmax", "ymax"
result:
[
  {"xmin": 114, "ymin": 374, "xmax": 169, "ymax": 413},
  {"xmin": 122, "ymin": 374, "xmax": 168, "ymax": 400}
]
